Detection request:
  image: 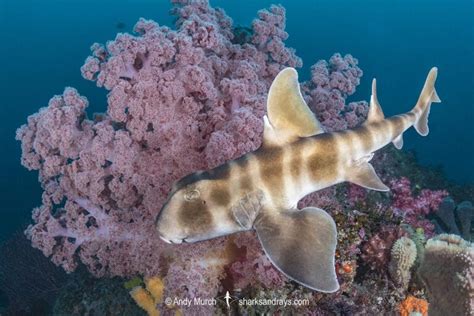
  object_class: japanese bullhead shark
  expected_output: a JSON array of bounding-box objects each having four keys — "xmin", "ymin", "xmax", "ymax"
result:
[{"xmin": 155, "ymin": 67, "xmax": 440, "ymax": 292}]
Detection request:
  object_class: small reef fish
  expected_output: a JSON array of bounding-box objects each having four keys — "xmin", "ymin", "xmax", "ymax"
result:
[{"xmin": 156, "ymin": 67, "xmax": 440, "ymax": 292}]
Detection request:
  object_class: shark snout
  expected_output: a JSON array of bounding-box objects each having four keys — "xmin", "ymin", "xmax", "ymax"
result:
[{"xmin": 156, "ymin": 219, "xmax": 189, "ymax": 244}]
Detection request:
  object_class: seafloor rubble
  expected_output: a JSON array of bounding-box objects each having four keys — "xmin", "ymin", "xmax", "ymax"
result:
[{"xmin": 7, "ymin": 0, "xmax": 473, "ymax": 315}]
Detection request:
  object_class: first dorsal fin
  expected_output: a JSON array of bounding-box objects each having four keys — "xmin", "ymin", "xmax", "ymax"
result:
[
  {"xmin": 263, "ymin": 68, "xmax": 324, "ymax": 147},
  {"xmin": 366, "ymin": 79, "xmax": 385, "ymax": 123}
]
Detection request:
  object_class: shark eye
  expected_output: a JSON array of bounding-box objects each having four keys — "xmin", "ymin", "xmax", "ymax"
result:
[{"xmin": 184, "ymin": 189, "xmax": 200, "ymax": 201}]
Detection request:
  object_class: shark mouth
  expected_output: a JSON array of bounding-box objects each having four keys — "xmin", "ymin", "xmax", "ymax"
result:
[{"xmin": 158, "ymin": 235, "xmax": 188, "ymax": 244}]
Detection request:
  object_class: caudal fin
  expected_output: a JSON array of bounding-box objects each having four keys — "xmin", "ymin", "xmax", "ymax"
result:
[{"xmin": 412, "ymin": 67, "xmax": 441, "ymax": 136}]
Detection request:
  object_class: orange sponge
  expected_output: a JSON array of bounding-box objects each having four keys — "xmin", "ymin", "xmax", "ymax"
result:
[{"xmin": 399, "ymin": 295, "xmax": 428, "ymax": 316}]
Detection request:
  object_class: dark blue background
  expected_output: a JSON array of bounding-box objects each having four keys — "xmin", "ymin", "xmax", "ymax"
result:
[{"xmin": 1, "ymin": 0, "xmax": 472, "ymax": 241}]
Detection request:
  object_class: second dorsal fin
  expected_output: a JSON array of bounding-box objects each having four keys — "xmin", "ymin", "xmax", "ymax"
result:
[
  {"xmin": 366, "ymin": 79, "xmax": 385, "ymax": 123},
  {"xmin": 263, "ymin": 68, "xmax": 324, "ymax": 147}
]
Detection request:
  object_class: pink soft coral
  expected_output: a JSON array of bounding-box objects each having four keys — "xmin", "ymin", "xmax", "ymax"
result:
[
  {"xmin": 302, "ymin": 53, "xmax": 368, "ymax": 132},
  {"xmin": 16, "ymin": 0, "xmax": 368, "ymax": 288},
  {"xmin": 227, "ymin": 232, "xmax": 286, "ymax": 290},
  {"xmin": 361, "ymin": 225, "xmax": 407, "ymax": 272},
  {"xmin": 390, "ymin": 177, "xmax": 448, "ymax": 236}
]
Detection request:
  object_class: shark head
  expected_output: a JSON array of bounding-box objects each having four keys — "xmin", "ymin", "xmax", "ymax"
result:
[{"xmin": 155, "ymin": 169, "xmax": 243, "ymax": 244}]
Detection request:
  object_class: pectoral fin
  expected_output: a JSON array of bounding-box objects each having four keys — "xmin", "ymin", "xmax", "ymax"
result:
[
  {"xmin": 347, "ymin": 160, "xmax": 389, "ymax": 191},
  {"xmin": 254, "ymin": 207, "xmax": 339, "ymax": 292},
  {"xmin": 264, "ymin": 68, "xmax": 324, "ymax": 147}
]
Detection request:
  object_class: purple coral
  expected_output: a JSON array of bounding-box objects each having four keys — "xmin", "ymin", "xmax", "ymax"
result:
[
  {"xmin": 227, "ymin": 232, "xmax": 286, "ymax": 290},
  {"xmin": 16, "ymin": 0, "xmax": 368, "ymax": 290},
  {"xmin": 390, "ymin": 177, "xmax": 448, "ymax": 236},
  {"xmin": 302, "ymin": 53, "xmax": 368, "ymax": 131},
  {"xmin": 361, "ymin": 225, "xmax": 407, "ymax": 272}
]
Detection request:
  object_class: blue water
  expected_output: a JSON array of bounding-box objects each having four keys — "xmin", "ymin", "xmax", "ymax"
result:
[{"xmin": 0, "ymin": 0, "xmax": 473, "ymax": 241}]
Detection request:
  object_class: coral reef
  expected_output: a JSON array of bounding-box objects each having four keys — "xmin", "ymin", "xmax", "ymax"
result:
[
  {"xmin": 390, "ymin": 177, "xmax": 448, "ymax": 236},
  {"xmin": 372, "ymin": 145, "xmax": 474, "ymax": 203},
  {"xmin": 433, "ymin": 197, "xmax": 473, "ymax": 240},
  {"xmin": 14, "ymin": 0, "xmax": 473, "ymax": 314},
  {"xmin": 457, "ymin": 201, "xmax": 474, "ymax": 240},
  {"xmin": 388, "ymin": 236, "xmax": 417, "ymax": 290},
  {"xmin": 402, "ymin": 224, "xmax": 426, "ymax": 266},
  {"xmin": 418, "ymin": 234, "xmax": 474, "ymax": 316},
  {"xmin": 361, "ymin": 225, "xmax": 407, "ymax": 272}
]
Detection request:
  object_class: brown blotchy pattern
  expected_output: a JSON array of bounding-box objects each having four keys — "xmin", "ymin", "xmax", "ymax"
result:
[
  {"xmin": 306, "ymin": 134, "xmax": 339, "ymax": 183},
  {"xmin": 178, "ymin": 199, "xmax": 213, "ymax": 233},
  {"xmin": 256, "ymin": 147, "xmax": 285, "ymax": 200},
  {"xmin": 239, "ymin": 175, "xmax": 254, "ymax": 195},
  {"xmin": 210, "ymin": 186, "xmax": 231, "ymax": 207},
  {"xmin": 235, "ymin": 155, "xmax": 255, "ymax": 194},
  {"xmin": 289, "ymin": 147, "xmax": 303, "ymax": 181}
]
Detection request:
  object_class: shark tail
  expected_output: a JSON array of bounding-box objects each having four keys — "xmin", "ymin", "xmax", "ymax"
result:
[{"xmin": 411, "ymin": 67, "xmax": 441, "ymax": 136}]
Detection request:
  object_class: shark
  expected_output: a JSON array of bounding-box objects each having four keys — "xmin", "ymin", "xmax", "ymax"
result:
[{"xmin": 155, "ymin": 67, "xmax": 440, "ymax": 292}]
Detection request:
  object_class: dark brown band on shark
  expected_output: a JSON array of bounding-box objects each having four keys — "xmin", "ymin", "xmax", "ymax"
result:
[
  {"xmin": 173, "ymin": 172, "xmax": 204, "ymax": 192},
  {"xmin": 239, "ymin": 175, "xmax": 254, "ymax": 195},
  {"xmin": 174, "ymin": 162, "xmax": 231, "ymax": 192},
  {"xmin": 210, "ymin": 185, "xmax": 231, "ymax": 207},
  {"xmin": 354, "ymin": 125, "xmax": 374, "ymax": 152},
  {"xmin": 257, "ymin": 147, "xmax": 284, "ymax": 199},
  {"xmin": 339, "ymin": 130, "xmax": 355, "ymax": 150},
  {"xmin": 307, "ymin": 134, "xmax": 339, "ymax": 182},
  {"xmin": 233, "ymin": 154, "xmax": 255, "ymax": 196},
  {"xmin": 206, "ymin": 163, "xmax": 231, "ymax": 180},
  {"xmin": 289, "ymin": 146, "xmax": 303, "ymax": 181},
  {"xmin": 178, "ymin": 198, "xmax": 213, "ymax": 232}
]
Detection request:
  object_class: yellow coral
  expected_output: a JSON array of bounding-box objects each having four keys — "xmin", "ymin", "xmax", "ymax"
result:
[
  {"xmin": 145, "ymin": 276, "xmax": 165, "ymax": 304},
  {"xmin": 130, "ymin": 286, "xmax": 159, "ymax": 316},
  {"xmin": 399, "ymin": 295, "xmax": 428, "ymax": 316}
]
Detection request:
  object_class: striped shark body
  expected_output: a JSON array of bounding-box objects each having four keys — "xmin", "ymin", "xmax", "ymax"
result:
[{"xmin": 156, "ymin": 67, "xmax": 440, "ymax": 292}]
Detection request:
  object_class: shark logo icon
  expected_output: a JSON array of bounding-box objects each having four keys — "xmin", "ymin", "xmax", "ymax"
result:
[{"xmin": 224, "ymin": 291, "xmax": 231, "ymax": 308}]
